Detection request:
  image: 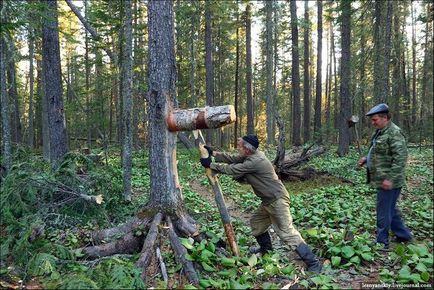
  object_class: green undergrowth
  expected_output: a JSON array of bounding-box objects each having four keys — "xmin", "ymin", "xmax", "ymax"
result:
[{"xmin": 1, "ymin": 146, "xmax": 432, "ymax": 289}]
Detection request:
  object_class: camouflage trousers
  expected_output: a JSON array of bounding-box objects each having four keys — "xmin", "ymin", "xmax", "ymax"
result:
[{"xmin": 250, "ymin": 195, "xmax": 304, "ymax": 250}]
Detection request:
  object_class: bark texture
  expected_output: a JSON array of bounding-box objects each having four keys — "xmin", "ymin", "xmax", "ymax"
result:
[
  {"xmin": 167, "ymin": 105, "xmax": 236, "ymax": 132},
  {"xmin": 42, "ymin": 0, "xmax": 69, "ymax": 167}
]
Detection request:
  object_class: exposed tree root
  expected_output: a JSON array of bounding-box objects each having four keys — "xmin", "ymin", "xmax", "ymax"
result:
[
  {"xmin": 91, "ymin": 216, "xmax": 148, "ymax": 243},
  {"xmin": 83, "ymin": 232, "xmax": 144, "ymax": 258},
  {"xmin": 79, "ymin": 211, "xmax": 203, "ymax": 287},
  {"xmin": 136, "ymin": 213, "xmax": 163, "ymax": 269},
  {"xmin": 167, "ymin": 217, "xmax": 200, "ymax": 285}
]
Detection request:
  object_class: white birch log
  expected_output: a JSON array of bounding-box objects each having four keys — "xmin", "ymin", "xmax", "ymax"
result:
[{"xmin": 167, "ymin": 105, "xmax": 236, "ymax": 132}]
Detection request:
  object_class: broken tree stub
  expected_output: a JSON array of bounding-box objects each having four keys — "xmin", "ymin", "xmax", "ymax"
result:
[{"xmin": 167, "ymin": 105, "xmax": 236, "ymax": 132}]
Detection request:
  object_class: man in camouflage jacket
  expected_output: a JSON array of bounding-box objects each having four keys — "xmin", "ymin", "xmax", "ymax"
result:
[
  {"xmin": 358, "ymin": 104, "xmax": 413, "ymax": 248},
  {"xmin": 200, "ymin": 134, "xmax": 322, "ymax": 272}
]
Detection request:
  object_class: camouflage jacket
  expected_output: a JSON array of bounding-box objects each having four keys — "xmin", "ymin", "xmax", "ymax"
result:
[{"xmin": 367, "ymin": 121, "xmax": 408, "ymax": 189}]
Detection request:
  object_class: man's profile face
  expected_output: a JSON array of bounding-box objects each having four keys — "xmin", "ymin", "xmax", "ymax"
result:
[
  {"xmin": 237, "ymin": 138, "xmax": 247, "ymax": 156},
  {"xmin": 370, "ymin": 114, "xmax": 389, "ymax": 129}
]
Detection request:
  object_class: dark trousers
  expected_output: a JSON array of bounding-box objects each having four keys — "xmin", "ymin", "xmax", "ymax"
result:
[{"xmin": 376, "ymin": 188, "xmax": 412, "ymax": 246}]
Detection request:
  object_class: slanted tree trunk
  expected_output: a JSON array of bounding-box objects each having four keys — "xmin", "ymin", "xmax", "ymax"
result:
[
  {"xmin": 42, "ymin": 0, "xmax": 69, "ymax": 168},
  {"xmin": 338, "ymin": 0, "xmax": 351, "ymax": 156},
  {"xmin": 65, "ymin": 0, "xmax": 117, "ymax": 64},
  {"xmin": 290, "ymin": 0, "xmax": 301, "ymax": 146},
  {"xmin": 246, "ymin": 3, "xmax": 254, "ymax": 135}
]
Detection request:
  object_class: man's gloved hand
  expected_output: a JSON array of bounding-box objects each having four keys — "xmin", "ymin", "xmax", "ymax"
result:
[
  {"xmin": 200, "ymin": 157, "xmax": 212, "ymax": 168},
  {"xmin": 204, "ymin": 145, "xmax": 213, "ymax": 157}
]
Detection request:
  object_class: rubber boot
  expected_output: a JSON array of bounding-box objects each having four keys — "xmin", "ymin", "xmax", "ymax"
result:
[
  {"xmin": 249, "ymin": 231, "xmax": 273, "ymax": 255},
  {"xmin": 295, "ymin": 243, "xmax": 322, "ymax": 273}
]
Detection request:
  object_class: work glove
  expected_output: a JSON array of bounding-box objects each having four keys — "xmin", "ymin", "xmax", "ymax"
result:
[
  {"xmin": 200, "ymin": 157, "xmax": 212, "ymax": 168},
  {"xmin": 204, "ymin": 145, "xmax": 213, "ymax": 157}
]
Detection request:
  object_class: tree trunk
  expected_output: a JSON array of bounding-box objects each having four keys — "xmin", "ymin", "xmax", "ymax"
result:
[
  {"xmin": 0, "ymin": 7, "xmax": 12, "ymax": 172},
  {"xmin": 148, "ymin": 0, "xmax": 184, "ymax": 213},
  {"xmin": 290, "ymin": 0, "xmax": 301, "ymax": 146},
  {"xmin": 373, "ymin": 0, "xmax": 385, "ymax": 103},
  {"xmin": 246, "ymin": 3, "xmax": 254, "ymax": 135},
  {"xmin": 7, "ymin": 42, "xmax": 22, "ymax": 144},
  {"xmin": 28, "ymin": 28, "xmax": 35, "ymax": 148},
  {"xmin": 121, "ymin": 0, "xmax": 133, "ymax": 200},
  {"xmin": 303, "ymin": 1, "xmax": 310, "ymax": 143},
  {"xmin": 359, "ymin": 30, "xmax": 367, "ymax": 134},
  {"xmin": 189, "ymin": 0, "xmax": 198, "ymax": 108},
  {"xmin": 84, "ymin": 0, "xmax": 91, "ymax": 149},
  {"xmin": 410, "ymin": 1, "xmax": 417, "ymax": 126},
  {"xmin": 42, "ymin": 0, "xmax": 69, "ymax": 168},
  {"xmin": 325, "ymin": 25, "xmax": 331, "ymax": 142},
  {"xmin": 234, "ymin": 3, "xmax": 240, "ymax": 147},
  {"xmin": 265, "ymin": 0, "xmax": 274, "ymax": 145},
  {"xmin": 273, "ymin": 0, "xmax": 278, "ymax": 141},
  {"xmin": 382, "ymin": 0, "xmax": 393, "ymax": 103},
  {"xmin": 314, "ymin": 0, "xmax": 323, "ymax": 144},
  {"xmin": 36, "ymin": 40, "xmax": 50, "ymax": 160},
  {"xmin": 205, "ymin": 1, "xmax": 214, "ymax": 145},
  {"xmin": 392, "ymin": 3, "xmax": 401, "ymax": 127},
  {"xmin": 338, "ymin": 0, "xmax": 351, "ymax": 156},
  {"xmin": 331, "ymin": 18, "xmax": 338, "ymax": 136}
]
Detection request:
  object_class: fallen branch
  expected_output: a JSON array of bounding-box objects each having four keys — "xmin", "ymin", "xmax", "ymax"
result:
[{"xmin": 156, "ymin": 247, "xmax": 168, "ymax": 287}]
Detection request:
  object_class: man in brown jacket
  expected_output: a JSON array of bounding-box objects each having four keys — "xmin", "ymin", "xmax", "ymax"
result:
[{"xmin": 200, "ymin": 134, "xmax": 322, "ymax": 272}]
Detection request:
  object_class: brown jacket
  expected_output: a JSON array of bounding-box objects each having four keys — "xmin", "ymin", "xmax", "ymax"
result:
[{"xmin": 210, "ymin": 150, "xmax": 288, "ymax": 205}]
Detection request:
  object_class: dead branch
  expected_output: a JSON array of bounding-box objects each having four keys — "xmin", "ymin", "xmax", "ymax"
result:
[
  {"xmin": 156, "ymin": 247, "xmax": 168, "ymax": 287},
  {"xmin": 64, "ymin": 0, "xmax": 117, "ymax": 63},
  {"xmin": 280, "ymin": 146, "xmax": 326, "ymax": 170}
]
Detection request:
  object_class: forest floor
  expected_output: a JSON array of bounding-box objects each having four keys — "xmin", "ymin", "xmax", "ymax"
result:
[
  {"xmin": 189, "ymin": 178, "xmax": 390, "ymax": 289},
  {"xmin": 0, "ymin": 146, "xmax": 432, "ymax": 289}
]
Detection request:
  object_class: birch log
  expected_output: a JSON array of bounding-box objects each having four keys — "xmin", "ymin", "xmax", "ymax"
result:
[{"xmin": 167, "ymin": 105, "xmax": 236, "ymax": 132}]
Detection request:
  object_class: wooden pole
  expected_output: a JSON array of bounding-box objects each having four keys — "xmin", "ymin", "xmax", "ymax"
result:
[{"xmin": 195, "ymin": 131, "xmax": 240, "ymax": 257}]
